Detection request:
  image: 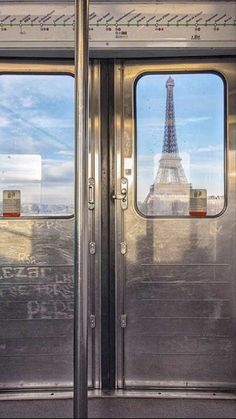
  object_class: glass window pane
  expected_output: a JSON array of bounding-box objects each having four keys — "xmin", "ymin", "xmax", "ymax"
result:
[
  {"xmin": 136, "ymin": 73, "xmax": 225, "ymax": 217},
  {"xmin": 0, "ymin": 74, "xmax": 74, "ymax": 217}
]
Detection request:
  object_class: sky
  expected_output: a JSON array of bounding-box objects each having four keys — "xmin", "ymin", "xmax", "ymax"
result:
[
  {"xmin": 136, "ymin": 73, "xmax": 225, "ymax": 202},
  {"xmin": 0, "ymin": 74, "xmax": 74, "ymax": 211},
  {"xmin": 0, "ymin": 72, "xmax": 225, "ymax": 213}
]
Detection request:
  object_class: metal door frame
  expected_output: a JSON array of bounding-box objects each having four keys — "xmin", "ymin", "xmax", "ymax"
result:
[
  {"xmin": 114, "ymin": 57, "xmax": 236, "ymax": 390},
  {"xmin": 88, "ymin": 61, "xmax": 102, "ymax": 390},
  {"xmin": 0, "ymin": 56, "xmax": 102, "ymax": 389}
]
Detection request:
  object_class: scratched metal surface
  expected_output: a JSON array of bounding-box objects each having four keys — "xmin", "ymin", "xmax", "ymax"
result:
[
  {"xmin": 0, "ymin": 396, "xmax": 236, "ymax": 419},
  {"xmin": 0, "ymin": 218, "xmax": 75, "ymax": 388},
  {"xmin": 118, "ymin": 59, "xmax": 236, "ymax": 389},
  {"xmin": 0, "ymin": 60, "xmax": 101, "ymax": 390}
]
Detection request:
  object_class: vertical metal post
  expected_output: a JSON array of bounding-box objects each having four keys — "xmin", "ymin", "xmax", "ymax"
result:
[{"xmin": 74, "ymin": 0, "xmax": 89, "ymax": 418}]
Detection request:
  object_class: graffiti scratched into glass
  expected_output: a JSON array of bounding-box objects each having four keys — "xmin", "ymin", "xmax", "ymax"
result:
[{"xmin": 135, "ymin": 73, "xmax": 225, "ymax": 217}]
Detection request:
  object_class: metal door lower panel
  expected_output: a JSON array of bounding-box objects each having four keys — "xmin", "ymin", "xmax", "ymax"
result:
[
  {"xmin": 0, "ymin": 392, "xmax": 236, "ymax": 419},
  {"xmin": 115, "ymin": 59, "xmax": 236, "ymax": 389}
]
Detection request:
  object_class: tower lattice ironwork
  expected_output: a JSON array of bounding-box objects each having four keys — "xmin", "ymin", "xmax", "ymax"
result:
[
  {"xmin": 155, "ymin": 76, "xmax": 188, "ymax": 185},
  {"xmin": 162, "ymin": 76, "xmax": 179, "ymax": 154}
]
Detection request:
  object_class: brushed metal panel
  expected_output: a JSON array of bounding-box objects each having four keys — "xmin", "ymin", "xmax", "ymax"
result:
[
  {"xmin": 88, "ymin": 62, "xmax": 102, "ymax": 389},
  {"xmin": 125, "ymin": 354, "xmax": 236, "ymax": 387},
  {"xmin": 0, "ymin": 219, "xmax": 74, "ymax": 388},
  {"xmin": 89, "ymin": 396, "xmax": 236, "ymax": 419},
  {"xmin": 129, "ymin": 317, "xmax": 234, "ymax": 337},
  {"xmin": 0, "ymin": 220, "xmax": 73, "ymax": 266},
  {"xmin": 127, "ymin": 300, "xmax": 231, "ymax": 319},
  {"xmin": 1, "ymin": 2, "xmax": 235, "ymax": 52},
  {"xmin": 133, "ymin": 282, "xmax": 232, "ymax": 300},
  {"xmin": 0, "ymin": 61, "xmax": 101, "ymax": 390},
  {"xmin": 0, "ymin": 395, "xmax": 236, "ymax": 419},
  {"xmin": 116, "ymin": 59, "xmax": 236, "ymax": 389},
  {"xmin": 0, "ymin": 356, "xmax": 73, "ymax": 388},
  {"xmin": 0, "ymin": 319, "xmax": 73, "ymax": 339}
]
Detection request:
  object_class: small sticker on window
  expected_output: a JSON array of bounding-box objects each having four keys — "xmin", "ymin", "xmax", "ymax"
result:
[
  {"xmin": 189, "ymin": 189, "xmax": 207, "ymax": 217},
  {"xmin": 3, "ymin": 190, "xmax": 21, "ymax": 217}
]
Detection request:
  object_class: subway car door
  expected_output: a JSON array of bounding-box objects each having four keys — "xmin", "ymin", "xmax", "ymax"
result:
[
  {"xmin": 113, "ymin": 59, "xmax": 236, "ymax": 390},
  {"xmin": 0, "ymin": 61, "xmax": 102, "ymax": 394}
]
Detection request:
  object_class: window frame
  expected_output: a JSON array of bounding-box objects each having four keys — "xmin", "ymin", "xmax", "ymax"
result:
[
  {"xmin": 0, "ymin": 65, "xmax": 75, "ymax": 220},
  {"xmin": 133, "ymin": 69, "xmax": 228, "ymax": 219}
]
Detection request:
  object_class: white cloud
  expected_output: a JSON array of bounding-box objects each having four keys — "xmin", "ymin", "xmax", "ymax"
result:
[
  {"xmin": 56, "ymin": 150, "xmax": 74, "ymax": 157},
  {"xmin": 138, "ymin": 116, "xmax": 211, "ymax": 130},
  {"xmin": 29, "ymin": 116, "xmax": 73, "ymax": 129},
  {"xmin": 176, "ymin": 116, "xmax": 211, "ymax": 126},
  {"xmin": 40, "ymin": 183, "xmax": 74, "ymax": 205},
  {"xmin": 0, "ymin": 116, "xmax": 9, "ymax": 127},
  {"xmin": 0, "ymin": 75, "xmax": 74, "ymax": 103},
  {"xmin": 42, "ymin": 159, "xmax": 73, "ymax": 182},
  {"xmin": 21, "ymin": 96, "xmax": 36, "ymax": 108},
  {"xmin": 193, "ymin": 144, "xmax": 223, "ymax": 153},
  {"xmin": 190, "ymin": 161, "xmax": 223, "ymax": 174},
  {"xmin": 0, "ymin": 154, "xmax": 42, "ymax": 181},
  {"xmin": 137, "ymin": 155, "xmax": 156, "ymax": 162}
]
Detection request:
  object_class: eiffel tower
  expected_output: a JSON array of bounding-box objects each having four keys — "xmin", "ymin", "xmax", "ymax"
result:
[
  {"xmin": 144, "ymin": 76, "xmax": 190, "ymax": 215},
  {"xmin": 155, "ymin": 76, "xmax": 188, "ymax": 185}
]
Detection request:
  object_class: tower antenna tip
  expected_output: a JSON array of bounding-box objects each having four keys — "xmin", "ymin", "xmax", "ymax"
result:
[{"xmin": 166, "ymin": 76, "xmax": 175, "ymax": 87}]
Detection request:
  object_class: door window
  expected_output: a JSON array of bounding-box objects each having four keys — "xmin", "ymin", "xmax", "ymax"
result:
[
  {"xmin": 135, "ymin": 73, "xmax": 225, "ymax": 217},
  {"xmin": 0, "ymin": 74, "xmax": 74, "ymax": 217}
]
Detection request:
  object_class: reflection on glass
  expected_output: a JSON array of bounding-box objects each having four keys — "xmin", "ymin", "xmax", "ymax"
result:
[
  {"xmin": 0, "ymin": 74, "xmax": 74, "ymax": 216},
  {"xmin": 136, "ymin": 73, "xmax": 224, "ymax": 216}
]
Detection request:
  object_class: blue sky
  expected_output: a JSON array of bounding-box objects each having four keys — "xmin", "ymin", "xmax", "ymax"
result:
[
  {"xmin": 0, "ymin": 74, "xmax": 74, "ymax": 208},
  {"xmin": 0, "ymin": 73, "xmax": 225, "ymax": 210},
  {"xmin": 136, "ymin": 73, "xmax": 225, "ymax": 201}
]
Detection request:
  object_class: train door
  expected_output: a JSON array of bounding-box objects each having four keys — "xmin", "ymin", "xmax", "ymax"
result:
[
  {"xmin": 114, "ymin": 59, "xmax": 236, "ymax": 390},
  {"xmin": 0, "ymin": 60, "xmax": 102, "ymax": 394}
]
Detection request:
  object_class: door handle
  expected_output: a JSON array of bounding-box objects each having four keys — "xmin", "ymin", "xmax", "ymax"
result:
[
  {"xmin": 88, "ymin": 177, "xmax": 95, "ymax": 210},
  {"xmin": 112, "ymin": 177, "xmax": 128, "ymax": 210},
  {"xmin": 112, "ymin": 189, "xmax": 127, "ymax": 201}
]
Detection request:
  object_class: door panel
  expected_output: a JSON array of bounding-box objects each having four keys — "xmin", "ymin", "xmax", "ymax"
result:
[
  {"xmin": 0, "ymin": 61, "xmax": 101, "ymax": 390},
  {"xmin": 114, "ymin": 59, "xmax": 236, "ymax": 389}
]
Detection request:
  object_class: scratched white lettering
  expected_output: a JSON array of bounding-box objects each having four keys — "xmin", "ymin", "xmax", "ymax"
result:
[
  {"xmin": 27, "ymin": 300, "xmax": 73, "ymax": 320},
  {"xmin": 2, "ymin": 267, "xmax": 13, "ymax": 279},
  {"xmin": 40, "ymin": 267, "xmax": 52, "ymax": 278},
  {"xmin": 59, "ymin": 273, "xmax": 72, "ymax": 284},
  {"xmin": 28, "ymin": 267, "xmax": 39, "ymax": 278},
  {"xmin": 54, "ymin": 301, "xmax": 73, "ymax": 319},
  {"xmin": 18, "ymin": 253, "xmax": 37, "ymax": 264},
  {"xmin": 40, "ymin": 301, "xmax": 52, "ymax": 319},
  {"xmin": 27, "ymin": 301, "xmax": 40, "ymax": 319},
  {"xmin": 15, "ymin": 267, "xmax": 27, "ymax": 278},
  {"xmin": 0, "ymin": 266, "xmax": 73, "ymax": 283}
]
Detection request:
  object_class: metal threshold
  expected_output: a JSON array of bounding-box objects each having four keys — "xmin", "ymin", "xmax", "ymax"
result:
[{"xmin": 0, "ymin": 389, "xmax": 235, "ymax": 401}]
